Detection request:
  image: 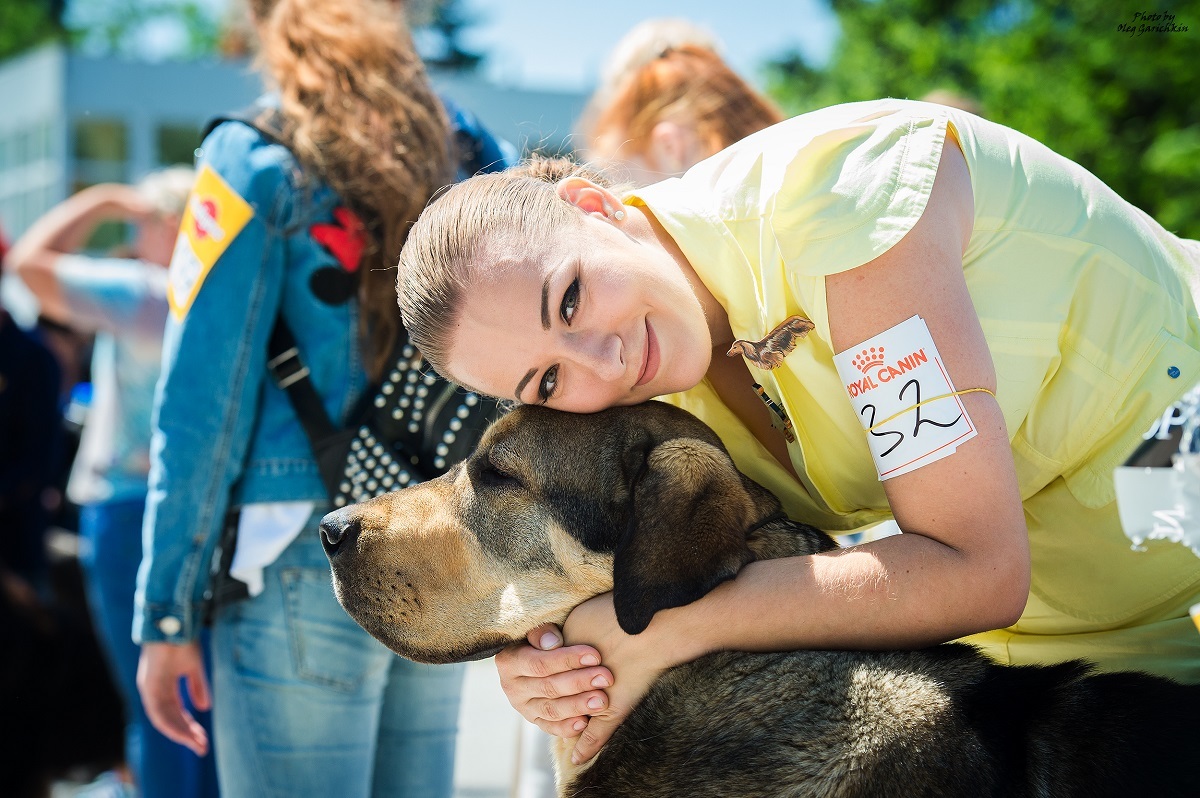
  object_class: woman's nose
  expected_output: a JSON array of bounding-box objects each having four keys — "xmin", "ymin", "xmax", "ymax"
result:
[{"xmin": 566, "ymin": 330, "xmax": 625, "ymax": 382}]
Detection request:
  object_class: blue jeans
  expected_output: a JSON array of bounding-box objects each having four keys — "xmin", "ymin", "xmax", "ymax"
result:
[
  {"xmin": 210, "ymin": 512, "xmax": 463, "ymax": 798},
  {"xmin": 79, "ymin": 498, "xmax": 220, "ymax": 798}
]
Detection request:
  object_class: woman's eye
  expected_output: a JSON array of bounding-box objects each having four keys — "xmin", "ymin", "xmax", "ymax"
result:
[
  {"xmin": 560, "ymin": 278, "xmax": 580, "ymax": 324},
  {"xmin": 538, "ymin": 365, "xmax": 559, "ymax": 403}
]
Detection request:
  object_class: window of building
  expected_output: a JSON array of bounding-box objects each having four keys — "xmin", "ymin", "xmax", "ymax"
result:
[
  {"xmin": 73, "ymin": 118, "xmax": 128, "ymax": 187},
  {"xmin": 157, "ymin": 123, "xmax": 202, "ymax": 166},
  {"xmin": 73, "ymin": 118, "xmax": 128, "ymax": 162}
]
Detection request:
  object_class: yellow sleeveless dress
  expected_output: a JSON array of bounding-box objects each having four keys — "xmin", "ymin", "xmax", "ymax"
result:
[{"xmin": 630, "ymin": 99, "xmax": 1200, "ymax": 682}]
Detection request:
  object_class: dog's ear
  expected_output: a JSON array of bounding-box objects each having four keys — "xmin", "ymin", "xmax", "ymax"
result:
[{"xmin": 612, "ymin": 438, "xmax": 757, "ymax": 634}]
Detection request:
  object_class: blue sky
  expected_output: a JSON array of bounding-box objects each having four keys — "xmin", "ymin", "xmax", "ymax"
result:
[{"xmin": 459, "ymin": 0, "xmax": 839, "ymax": 91}]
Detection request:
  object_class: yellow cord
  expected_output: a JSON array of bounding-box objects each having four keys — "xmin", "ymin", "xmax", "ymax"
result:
[{"xmin": 866, "ymin": 387, "xmax": 996, "ymax": 432}]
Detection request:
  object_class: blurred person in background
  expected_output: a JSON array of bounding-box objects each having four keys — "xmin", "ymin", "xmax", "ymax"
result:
[
  {"xmin": 574, "ymin": 16, "xmax": 721, "ymax": 142},
  {"xmin": 0, "ymin": 221, "xmax": 63, "ymax": 596},
  {"xmin": 578, "ymin": 21, "xmax": 783, "ymax": 186},
  {"xmin": 132, "ymin": 1, "xmax": 510, "ymax": 796},
  {"xmin": 8, "ymin": 168, "xmax": 219, "ymax": 798}
]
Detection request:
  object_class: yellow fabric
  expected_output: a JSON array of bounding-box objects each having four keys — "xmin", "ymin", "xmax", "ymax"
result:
[{"xmin": 629, "ymin": 99, "xmax": 1200, "ymax": 682}]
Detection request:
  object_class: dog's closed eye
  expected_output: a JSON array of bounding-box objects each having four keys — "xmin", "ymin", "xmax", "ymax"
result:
[{"xmin": 475, "ymin": 451, "xmax": 522, "ymax": 489}]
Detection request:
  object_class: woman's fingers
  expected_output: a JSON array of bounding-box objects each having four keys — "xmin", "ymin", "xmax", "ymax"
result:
[
  {"xmin": 496, "ymin": 638, "xmax": 614, "ymax": 736},
  {"xmin": 572, "ymin": 711, "xmax": 626, "ymax": 764},
  {"xmin": 185, "ymin": 658, "xmax": 212, "ymax": 712},
  {"xmin": 137, "ymin": 642, "xmax": 210, "ymax": 757}
]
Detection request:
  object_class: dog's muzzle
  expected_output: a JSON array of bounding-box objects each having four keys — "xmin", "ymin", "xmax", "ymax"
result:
[{"xmin": 320, "ymin": 509, "xmax": 361, "ymax": 558}]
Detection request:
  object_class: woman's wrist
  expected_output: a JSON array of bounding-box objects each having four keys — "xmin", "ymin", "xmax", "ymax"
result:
[{"xmin": 649, "ymin": 591, "xmax": 733, "ymax": 666}]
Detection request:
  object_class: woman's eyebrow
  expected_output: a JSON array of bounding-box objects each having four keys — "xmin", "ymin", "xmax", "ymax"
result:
[
  {"xmin": 515, "ymin": 367, "xmax": 537, "ymax": 402},
  {"xmin": 541, "ymin": 275, "xmax": 551, "ymax": 330}
]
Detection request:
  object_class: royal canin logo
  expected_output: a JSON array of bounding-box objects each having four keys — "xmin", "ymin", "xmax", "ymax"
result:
[
  {"xmin": 851, "ymin": 347, "xmax": 887, "ymax": 374},
  {"xmin": 845, "ymin": 348, "xmax": 930, "ymax": 397}
]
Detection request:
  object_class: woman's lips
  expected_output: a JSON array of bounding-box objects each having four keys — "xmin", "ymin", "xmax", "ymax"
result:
[{"xmin": 635, "ymin": 320, "xmax": 659, "ymax": 388}]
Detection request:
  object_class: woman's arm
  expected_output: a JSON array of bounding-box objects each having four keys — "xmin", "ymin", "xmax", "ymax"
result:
[
  {"xmin": 7, "ymin": 184, "xmax": 152, "ymax": 323},
  {"xmin": 503, "ymin": 139, "xmax": 1031, "ymax": 763}
]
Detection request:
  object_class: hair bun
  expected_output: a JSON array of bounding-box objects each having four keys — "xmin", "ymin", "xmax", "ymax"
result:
[{"xmin": 509, "ymin": 154, "xmax": 614, "ymax": 187}]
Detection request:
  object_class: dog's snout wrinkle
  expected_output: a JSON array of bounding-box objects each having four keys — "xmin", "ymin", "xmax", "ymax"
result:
[{"xmin": 320, "ymin": 510, "xmax": 361, "ymax": 557}]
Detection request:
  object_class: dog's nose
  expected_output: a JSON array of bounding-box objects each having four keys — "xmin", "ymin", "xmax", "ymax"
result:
[{"xmin": 320, "ymin": 510, "xmax": 361, "ymax": 558}]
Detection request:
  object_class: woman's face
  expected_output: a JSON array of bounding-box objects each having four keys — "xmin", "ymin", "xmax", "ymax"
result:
[{"xmin": 447, "ymin": 213, "xmax": 713, "ymax": 413}]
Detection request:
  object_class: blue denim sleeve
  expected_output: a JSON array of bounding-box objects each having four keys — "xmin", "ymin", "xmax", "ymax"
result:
[{"xmin": 135, "ymin": 121, "xmax": 291, "ymax": 644}]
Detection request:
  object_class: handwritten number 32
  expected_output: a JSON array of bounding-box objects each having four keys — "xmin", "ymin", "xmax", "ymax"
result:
[{"xmin": 861, "ymin": 379, "xmax": 964, "ymax": 458}]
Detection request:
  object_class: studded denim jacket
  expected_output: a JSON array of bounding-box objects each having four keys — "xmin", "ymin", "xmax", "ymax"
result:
[{"xmin": 135, "ymin": 99, "xmax": 514, "ymax": 644}]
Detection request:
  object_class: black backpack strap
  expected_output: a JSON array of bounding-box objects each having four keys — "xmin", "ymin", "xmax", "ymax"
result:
[
  {"xmin": 267, "ymin": 316, "xmax": 353, "ymax": 499},
  {"xmin": 202, "ymin": 103, "xmax": 288, "ymax": 149}
]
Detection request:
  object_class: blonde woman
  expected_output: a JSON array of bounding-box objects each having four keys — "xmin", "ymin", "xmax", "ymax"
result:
[
  {"xmin": 133, "ymin": 1, "xmax": 509, "ymax": 795},
  {"xmin": 395, "ymin": 101, "xmax": 1200, "ymax": 768}
]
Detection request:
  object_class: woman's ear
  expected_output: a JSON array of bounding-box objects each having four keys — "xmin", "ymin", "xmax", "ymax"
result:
[{"xmin": 556, "ymin": 177, "xmax": 623, "ymax": 219}]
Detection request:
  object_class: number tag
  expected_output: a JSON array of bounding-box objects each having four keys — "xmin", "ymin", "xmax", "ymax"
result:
[{"xmin": 833, "ymin": 315, "xmax": 977, "ymax": 480}]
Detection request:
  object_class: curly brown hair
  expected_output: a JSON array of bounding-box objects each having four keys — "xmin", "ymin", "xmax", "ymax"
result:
[{"xmin": 250, "ymin": 0, "xmax": 452, "ymax": 379}]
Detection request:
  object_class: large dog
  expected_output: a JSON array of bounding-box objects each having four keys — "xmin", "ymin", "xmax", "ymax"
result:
[{"xmin": 322, "ymin": 401, "xmax": 1199, "ymax": 797}]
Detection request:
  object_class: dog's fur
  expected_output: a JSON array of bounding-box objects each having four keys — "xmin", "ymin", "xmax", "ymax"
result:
[{"xmin": 323, "ymin": 401, "xmax": 1200, "ymax": 797}]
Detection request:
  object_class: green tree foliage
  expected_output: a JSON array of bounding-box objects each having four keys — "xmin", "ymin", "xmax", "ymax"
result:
[
  {"xmin": 0, "ymin": 0, "xmax": 63, "ymax": 61},
  {"xmin": 66, "ymin": 0, "xmax": 221, "ymax": 59},
  {"xmin": 767, "ymin": 0, "xmax": 1200, "ymax": 238}
]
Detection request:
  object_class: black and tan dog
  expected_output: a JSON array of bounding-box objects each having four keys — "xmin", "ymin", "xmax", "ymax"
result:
[{"xmin": 321, "ymin": 401, "xmax": 1200, "ymax": 797}]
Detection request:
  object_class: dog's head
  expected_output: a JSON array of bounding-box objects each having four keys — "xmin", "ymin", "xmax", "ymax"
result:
[{"xmin": 322, "ymin": 401, "xmax": 812, "ymax": 663}]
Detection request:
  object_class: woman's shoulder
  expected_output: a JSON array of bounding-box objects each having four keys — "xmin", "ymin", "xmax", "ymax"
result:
[
  {"xmin": 197, "ymin": 117, "xmax": 303, "ymax": 204},
  {"xmin": 698, "ymin": 99, "xmax": 955, "ymax": 277}
]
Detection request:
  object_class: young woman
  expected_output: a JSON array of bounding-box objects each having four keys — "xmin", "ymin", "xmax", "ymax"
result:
[
  {"xmin": 396, "ymin": 99, "xmax": 1200, "ymax": 766},
  {"xmin": 580, "ymin": 41, "xmax": 783, "ymax": 185},
  {"xmin": 134, "ymin": 1, "xmax": 509, "ymax": 795}
]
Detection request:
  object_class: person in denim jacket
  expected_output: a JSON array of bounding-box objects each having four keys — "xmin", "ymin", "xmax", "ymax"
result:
[{"xmin": 133, "ymin": 1, "xmax": 512, "ymax": 795}]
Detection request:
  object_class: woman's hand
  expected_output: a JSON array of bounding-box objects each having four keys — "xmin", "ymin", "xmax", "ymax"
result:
[
  {"xmin": 561, "ymin": 593, "xmax": 679, "ymax": 764},
  {"xmin": 494, "ymin": 624, "xmax": 614, "ymax": 739},
  {"xmin": 137, "ymin": 641, "xmax": 211, "ymax": 757}
]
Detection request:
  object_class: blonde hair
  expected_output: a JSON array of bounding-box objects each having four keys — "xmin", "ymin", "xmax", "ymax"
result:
[
  {"xmin": 136, "ymin": 166, "xmax": 195, "ymax": 219},
  {"xmin": 250, "ymin": 0, "xmax": 452, "ymax": 379},
  {"xmin": 583, "ymin": 44, "xmax": 784, "ymax": 161},
  {"xmin": 397, "ymin": 157, "xmax": 613, "ymax": 386}
]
